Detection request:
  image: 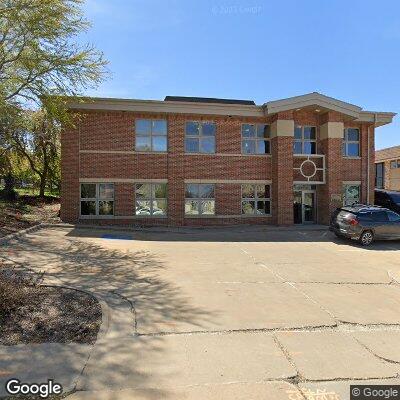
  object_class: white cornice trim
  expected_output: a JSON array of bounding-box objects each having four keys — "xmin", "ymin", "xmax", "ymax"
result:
[
  {"xmin": 264, "ymin": 92, "xmax": 362, "ymax": 118},
  {"xmin": 66, "ymin": 94, "xmax": 396, "ymax": 127},
  {"xmin": 68, "ymin": 97, "xmax": 264, "ymax": 117}
]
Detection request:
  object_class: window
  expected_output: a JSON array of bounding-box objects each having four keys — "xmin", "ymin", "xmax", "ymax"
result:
[
  {"xmin": 80, "ymin": 183, "xmax": 114, "ymax": 216},
  {"xmin": 387, "ymin": 211, "xmax": 400, "ymax": 222},
  {"xmin": 375, "ymin": 163, "xmax": 384, "ymax": 189},
  {"xmin": 343, "ymin": 128, "xmax": 360, "ymax": 157},
  {"xmin": 185, "ymin": 184, "xmax": 215, "ymax": 215},
  {"xmin": 343, "ymin": 184, "xmax": 360, "ymax": 206},
  {"xmin": 135, "ymin": 119, "xmax": 167, "ymax": 152},
  {"xmin": 371, "ymin": 211, "xmax": 389, "ymax": 222},
  {"xmin": 241, "ymin": 184, "xmax": 271, "ymax": 215},
  {"xmin": 390, "ymin": 160, "xmax": 400, "ymax": 169},
  {"xmin": 185, "ymin": 121, "xmax": 216, "ymax": 153},
  {"xmin": 242, "ymin": 124, "xmax": 271, "ymax": 154},
  {"xmin": 135, "ymin": 183, "xmax": 167, "ymax": 216},
  {"xmin": 293, "ymin": 126, "xmax": 316, "ymax": 154}
]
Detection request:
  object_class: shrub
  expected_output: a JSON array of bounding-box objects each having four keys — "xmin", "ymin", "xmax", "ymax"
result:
[{"xmin": 0, "ymin": 173, "xmax": 18, "ymax": 201}]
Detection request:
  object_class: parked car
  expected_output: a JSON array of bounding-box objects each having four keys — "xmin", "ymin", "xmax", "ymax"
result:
[
  {"xmin": 375, "ymin": 189, "xmax": 400, "ymax": 214},
  {"xmin": 329, "ymin": 205, "xmax": 400, "ymax": 246}
]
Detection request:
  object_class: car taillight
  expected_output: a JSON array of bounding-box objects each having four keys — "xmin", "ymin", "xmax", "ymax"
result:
[{"xmin": 348, "ymin": 217, "xmax": 359, "ymax": 225}]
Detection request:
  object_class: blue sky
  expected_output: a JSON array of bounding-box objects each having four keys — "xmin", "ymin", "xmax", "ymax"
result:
[{"xmin": 82, "ymin": 0, "xmax": 400, "ymax": 150}]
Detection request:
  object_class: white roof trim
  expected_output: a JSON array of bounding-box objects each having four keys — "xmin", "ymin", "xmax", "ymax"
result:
[
  {"xmin": 67, "ymin": 97, "xmax": 264, "ymax": 117},
  {"xmin": 66, "ymin": 94, "xmax": 396, "ymax": 126},
  {"xmin": 264, "ymin": 92, "xmax": 362, "ymax": 118}
]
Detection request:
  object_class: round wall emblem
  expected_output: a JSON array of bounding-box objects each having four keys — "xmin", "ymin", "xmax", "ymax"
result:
[{"xmin": 300, "ymin": 159, "xmax": 317, "ymax": 179}]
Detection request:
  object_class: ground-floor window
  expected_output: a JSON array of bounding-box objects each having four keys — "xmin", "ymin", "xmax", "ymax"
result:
[
  {"xmin": 135, "ymin": 183, "xmax": 167, "ymax": 216},
  {"xmin": 80, "ymin": 183, "xmax": 114, "ymax": 216},
  {"xmin": 241, "ymin": 184, "xmax": 271, "ymax": 215},
  {"xmin": 185, "ymin": 184, "xmax": 215, "ymax": 215},
  {"xmin": 375, "ymin": 163, "xmax": 384, "ymax": 189},
  {"xmin": 343, "ymin": 184, "xmax": 361, "ymax": 206}
]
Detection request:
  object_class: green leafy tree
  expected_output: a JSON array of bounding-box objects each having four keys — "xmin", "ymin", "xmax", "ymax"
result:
[
  {"xmin": 0, "ymin": 0, "xmax": 108, "ymax": 109},
  {"xmin": 0, "ymin": 0, "xmax": 108, "ymax": 197},
  {"xmin": 11, "ymin": 109, "xmax": 61, "ymax": 197}
]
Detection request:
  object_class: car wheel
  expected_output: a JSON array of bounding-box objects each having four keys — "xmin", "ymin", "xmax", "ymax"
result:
[{"xmin": 359, "ymin": 230, "xmax": 374, "ymax": 246}]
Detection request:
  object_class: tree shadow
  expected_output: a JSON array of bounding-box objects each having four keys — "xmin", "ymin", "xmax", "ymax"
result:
[{"xmin": 1, "ymin": 229, "xmax": 216, "ymax": 397}]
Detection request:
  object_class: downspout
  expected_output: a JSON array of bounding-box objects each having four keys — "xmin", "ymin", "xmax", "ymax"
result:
[{"xmin": 366, "ymin": 113, "xmax": 377, "ymax": 204}]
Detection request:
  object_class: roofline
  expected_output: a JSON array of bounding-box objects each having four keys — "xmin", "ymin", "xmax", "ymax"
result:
[
  {"xmin": 66, "ymin": 95, "xmax": 396, "ymax": 126},
  {"xmin": 67, "ymin": 96, "xmax": 264, "ymax": 117}
]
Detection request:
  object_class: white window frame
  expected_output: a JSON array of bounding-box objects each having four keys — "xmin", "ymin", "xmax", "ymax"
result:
[
  {"xmin": 343, "ymin": 184, "xmax": 361, "ymax": 206},
  {"xmin": 390, "ymin": 160, "xmax": 400, "ymax": 169},
  {"xmin": 241, "ymin": 123, "xmax": 271, "ymax": 154},
  {"xmin": 241, "ymin": 184, "xmax": 272, "ymax": 216},
  {"xmin": 80, "ymin": 183, "xmax": 114, "ymax": 217},
  {"xmin": 135, "ymin": 119, "xmax": 168, "ymax": 152},
  {"xmin": 184, "ymin": 121, "xmax": 216, "ymax": 154},
  {"xmin": 185, "ymin": 183, "xmax": 215, "ymax": 215},
  {"xmin": 343, "ymin": 128, "xmax": 360, "ymax": 157},
  {"xmin": 135, "ymin": 183, "xmax": 168, "ymax": 217},
  {"xmin": 294, "ymin": 126, "xmax": 317, "ymax": 155}
]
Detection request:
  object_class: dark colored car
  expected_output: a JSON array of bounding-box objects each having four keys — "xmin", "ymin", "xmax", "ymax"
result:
[
  {"xmin": 375, "ymin": 189, "xmax": 400, "ymax": 214},
  {"xmin": 329, "ymin": 205, "xmax": 400, "ymax": 246}
]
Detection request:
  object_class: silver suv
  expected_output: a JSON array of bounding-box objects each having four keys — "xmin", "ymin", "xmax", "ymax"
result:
[{"xmin": 329, "ymin": 205, "xmax": 400, "ymax": 246}]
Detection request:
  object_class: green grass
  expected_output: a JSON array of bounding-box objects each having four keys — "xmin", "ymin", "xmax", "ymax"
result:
[{"xmin": 0, "ymin": 186, "xmax": 59, "ymax": 197}]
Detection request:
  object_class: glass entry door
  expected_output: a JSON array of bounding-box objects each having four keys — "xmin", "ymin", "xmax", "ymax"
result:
[
  {"xmin": 293, "ymin": 190, "xmax": 316, "ymax": 224},
  {"xmin": 302, "ymin": 191, "xmax": 315, "ymax": 223}
]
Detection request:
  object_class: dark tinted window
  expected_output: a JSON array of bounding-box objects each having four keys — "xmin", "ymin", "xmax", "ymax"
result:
[
  {"xmin": 387, "ymin": 211, "xmax": 400, "ymax": 222},
  {"xmin": 389, "ymin": 193, "xmax": 400, "ymax": 204},
  {"xmin": 371, "ymin": 211, "xmax": 389, "ymax": 222}
]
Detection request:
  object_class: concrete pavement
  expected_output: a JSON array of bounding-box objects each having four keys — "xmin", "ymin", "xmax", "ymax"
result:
[{"xmin": 1, "ymin": 225, "xmax": 400, "ymax": 400}]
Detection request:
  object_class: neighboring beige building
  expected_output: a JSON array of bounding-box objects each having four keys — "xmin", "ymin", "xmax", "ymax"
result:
[{"xmin": 375, "ymin": 145, "xmax": 400, "ymax": 191}]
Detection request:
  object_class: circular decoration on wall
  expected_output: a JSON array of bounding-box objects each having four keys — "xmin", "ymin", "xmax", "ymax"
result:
[{"xmin": 300, "ymin": 159, "xmax": 317, "ymax": 179}]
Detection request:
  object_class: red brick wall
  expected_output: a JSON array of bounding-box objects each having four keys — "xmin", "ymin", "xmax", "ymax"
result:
[{"xmin": 60, "ymin": 109, "xmax": 373, "ymax": 226}]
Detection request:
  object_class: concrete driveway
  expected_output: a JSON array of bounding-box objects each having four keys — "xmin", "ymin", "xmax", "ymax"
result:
[{"xmin": 2, "ymin": 225, "xmax": 400, "ymax": 400}]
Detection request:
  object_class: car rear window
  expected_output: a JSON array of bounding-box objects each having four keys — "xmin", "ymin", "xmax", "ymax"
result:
[{"xmin": 337, "ymin": 211, "xmax": 355, "ymax": 221}]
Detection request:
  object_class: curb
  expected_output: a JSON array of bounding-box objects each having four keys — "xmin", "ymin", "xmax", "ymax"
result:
[
  {"xmin": 0, "ymin": 223, "xmax": 45, "ymax": 245},
  {"xmin": 0, "ymin": 222, "xmax": 329, "ymax": 244}
]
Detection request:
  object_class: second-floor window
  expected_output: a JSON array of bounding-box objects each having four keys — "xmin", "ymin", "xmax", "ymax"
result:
[
  {"xmin": 185, "ymin": 121, "xmax": 216, "ymax": 153},
  {"xmin": 135, "ymin": 119, "xmax": 167, "ymax": 152},
  {"xmin": 343, "ymin": 128, "xmax": 360, "ymax": 157},
  {"xmin": 294, "ymin": 126, "xmax": 316, "ymax": 154},
  {"xmin": 242, "ymin": 124, "xmax": 270, "ymax": 154}
]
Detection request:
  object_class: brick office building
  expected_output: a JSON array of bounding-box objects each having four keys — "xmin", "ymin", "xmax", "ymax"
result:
[
  {"xmin": 61, "ymin": 92, "xmax": 395, "ymax": 226},
  {"xmin": 375, "ymin": 145, "xmax": 400, "ymax": 191}
]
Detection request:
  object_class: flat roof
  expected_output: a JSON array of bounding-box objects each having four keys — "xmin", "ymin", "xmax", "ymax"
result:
[
  {"xmin": 375, "ymin": 145, "xmax": 400, "ymax": 162},
  {"xmin": 164, "ymin": 96, "xmax": 256, "ymax": 105}
]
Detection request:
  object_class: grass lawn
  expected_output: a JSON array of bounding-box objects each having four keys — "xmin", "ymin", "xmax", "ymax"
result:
[{"xmin": 0, "ymin": 194, "xmax": 60, "ymax": 237}]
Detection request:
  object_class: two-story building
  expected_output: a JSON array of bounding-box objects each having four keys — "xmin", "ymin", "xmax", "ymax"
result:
[
  {"xmin": 375, "ymin": 145, "xmax": 400, "ymax": 191},
  {"xmin": 61, "ymin": 92, "xmax": 395, "ymax": 226}
]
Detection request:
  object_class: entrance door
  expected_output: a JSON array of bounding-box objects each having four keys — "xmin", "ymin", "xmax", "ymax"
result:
[
  {"xmin": 293, "ymin": 190, "xmax": 316, "ymax": 224},
  {"xmin": 302, "ymin": 191, "xmax": 316, "ymax": 223}
]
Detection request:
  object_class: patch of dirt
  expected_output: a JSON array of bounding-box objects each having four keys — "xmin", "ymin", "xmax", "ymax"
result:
[
  {"xmin": 0, "ymin": 286, "xmax": 102, "ymax": 345},
  {"xmin": 0, "ymin": 195, "xmax": 60, "ymax": 237}
]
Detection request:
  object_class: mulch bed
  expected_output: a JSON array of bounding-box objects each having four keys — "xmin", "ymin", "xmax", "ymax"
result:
[
  {"xmin": 0, "ymin": 286, "xmax": 102, "ymax": 345},
  {"xmin": 0, "ymin": 195, "xmax": 60, "ymax": 237}
]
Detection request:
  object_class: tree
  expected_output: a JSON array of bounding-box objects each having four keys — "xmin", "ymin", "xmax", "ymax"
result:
[
  {"xmin": 0, "ymin": 0, "xmax": 108, "ymax": 197},
  {"xmin": 0, "ymin": 0, "xmax": 108, "ymax": 110},
  {"xmin": 10, "ymin": 109, "xmax": 61, "ymax": 197}
]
